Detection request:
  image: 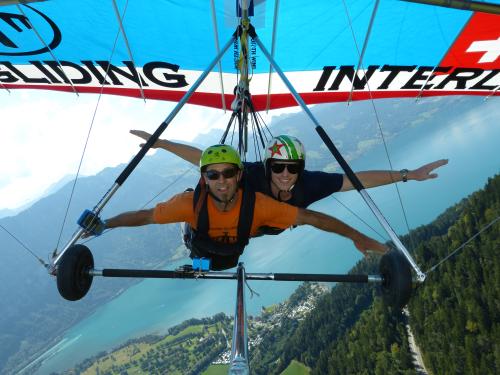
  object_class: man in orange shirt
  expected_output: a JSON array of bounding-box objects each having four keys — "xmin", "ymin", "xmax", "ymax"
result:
[{"xmin": 83, "ymin": 145, "xmax": 386, "ymax": 270}]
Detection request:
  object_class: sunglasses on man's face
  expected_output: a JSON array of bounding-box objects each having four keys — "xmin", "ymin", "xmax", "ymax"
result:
[
  {"xmin": 205, "ymin": 168, "xmax": 238, "ymax": 181},
  {"xmin": 270, "ymin": 163, "xmax": 300, "ymax": 174}
]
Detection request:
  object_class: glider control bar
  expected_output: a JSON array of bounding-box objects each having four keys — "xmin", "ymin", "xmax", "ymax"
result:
[
  {"xmin": 51, "ymin": 34, "xmax": 237, "ymax": 270},
  {"xmin": 249, "ymin": 25, "xmax": 426, "ymax": 283},
  {"xmin": 91, "ymin": 268, "xmax": 382, "ymax": 283},
  {"xmin": 230, "ymin": 263, "xmax": 249, "ymax": 374},
  {"xmin": 58, "ymin": 245, "xmax": 411, "ymax": 309}
]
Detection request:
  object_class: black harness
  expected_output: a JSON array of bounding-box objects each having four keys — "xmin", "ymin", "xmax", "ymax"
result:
[
  {"xmin": 184, "ymin": 178, "xmax": 255, "ymax": 270},
  {"xmin": 253, "ymin": 167, "xmax": 305, "ymax": 236}
]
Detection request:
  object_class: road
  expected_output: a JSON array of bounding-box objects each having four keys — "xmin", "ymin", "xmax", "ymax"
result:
[{"xmin": 404, "ymin": 308, "xmax": 429, "ymax": 375}]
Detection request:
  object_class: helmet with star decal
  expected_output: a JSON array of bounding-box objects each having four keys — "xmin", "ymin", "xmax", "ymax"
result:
[
  {"xmin": 264, "ymin": 134, "xmax": 305, "ymax": 163},
  {"xmin": 263, "ymin": 135, "xmax": 305, "ymax": 177}
]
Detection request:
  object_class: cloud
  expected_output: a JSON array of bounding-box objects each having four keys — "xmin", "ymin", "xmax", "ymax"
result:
[
  {"xmin": 0, "ymin": 90, "xmax": 294, "ymax": 209},
  {"xmin": 0, "ymin": 91, "xmax": 216, "ymax": 208}
]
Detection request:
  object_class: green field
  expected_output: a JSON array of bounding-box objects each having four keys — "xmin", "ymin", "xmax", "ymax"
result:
[
  {"xmin": 281, "ymin": 359, "xmax": 311, "ymax": 375},
  {"xmin": 79, "ymin": 319, "xmax": 229, "ymax": 375},
  {"xmin": 202, "ymin": 359, "xmax": 310, "ymax": 375},
  {"xmin": 202, "ymin": 364, "xmax": 230, "ymax": 375}
]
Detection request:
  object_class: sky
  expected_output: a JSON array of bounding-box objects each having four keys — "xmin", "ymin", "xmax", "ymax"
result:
[{"xmin": 0, "ymin": 89, "xmax": 297, "ymax": 211}]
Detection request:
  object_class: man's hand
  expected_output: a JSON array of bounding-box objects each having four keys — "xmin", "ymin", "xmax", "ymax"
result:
[
  {"xmin": 130, "ymin": 130, "xmax": 202, "ymax": 165},
  {"xmin": 411, "ymin": 159, "xmax": 448, "ymax": 181},
  {"xmin": 80, "ymin": 209, "xmax": 155, "ymax": 239},
  {"xmin": 130, "ymin": 129, "xmax": 160, "ymax": 148},
  {"xmin": 78, "ymin": 210, "xmax": 106, "ymax": 238},
  {"xmin": 352, "ymin": 233, "xmax": 388, "ymax": 256}
]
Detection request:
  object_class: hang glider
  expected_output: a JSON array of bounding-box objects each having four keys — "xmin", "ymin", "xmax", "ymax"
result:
[
  {"xmin": 1, "ymin": 0, "xmax": 499, "ymax": 110},
  {"xmin": 16, "ymin": 0, "xmax": 494, "ymax": 290},
  {"xmin": 4, "ymin": 3, "xmax": 499, "ymax": 373},
  {"xmin": 4, "ymin": 0, "xmax": 497, "ymax": 298}
]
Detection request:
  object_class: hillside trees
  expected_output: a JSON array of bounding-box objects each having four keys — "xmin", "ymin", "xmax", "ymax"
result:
[
  {"xmin": 409, "ymin": 175, "xmax": 499, "ymax": 375},
  {"xmin": 250, "ymin": 175, "xmax": 499, "ymax": 375}
]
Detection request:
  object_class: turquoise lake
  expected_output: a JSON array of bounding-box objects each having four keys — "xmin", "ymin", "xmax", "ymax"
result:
[{"xmin": 34, "ymin": 98, "xmax": 500, "ymax": 374}]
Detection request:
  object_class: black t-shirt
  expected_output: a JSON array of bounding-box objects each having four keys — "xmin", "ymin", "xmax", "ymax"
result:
[{"xmin": 242, "ymin": 161, "xmax": 344, "ymax": 208}]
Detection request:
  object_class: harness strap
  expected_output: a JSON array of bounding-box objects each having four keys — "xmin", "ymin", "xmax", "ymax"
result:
[
  {"xmin": 190, "ymin": 175, "xmax": 255, "ymax": 259},
  {"xmin": 194, "ymin": 178, "xmax": 207, "ymax": 222},
  {"xmin": 237, "ymin": 177, "xmax": 255, "ymax": 243}
]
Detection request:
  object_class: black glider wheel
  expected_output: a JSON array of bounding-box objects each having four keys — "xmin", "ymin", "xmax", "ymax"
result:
[
  {"xmin": 379, "ymin": 249, "xmax": 412, "ymax": 309},
  {"xmin": 56, "ymin": 244, "xmax": 94, "ymax": 301}
]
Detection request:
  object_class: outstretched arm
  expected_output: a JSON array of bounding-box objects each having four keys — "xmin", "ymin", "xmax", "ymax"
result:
[
  {"xmin": 81, "ymin": 209, "xmax": 155, "ymax": 238},
  {"xmin": 130, "ymin": 129, "xmax": 202, "ymax": 166},
  {"xmin": 295, "ymin": 208, "xmax": 387, "ymax": 255},
  {"xmin": 105, "ymin": 209, "xmax": 156, "ymax": 229},
  {"xmin": 340, "ymin": 159, "xmax": 449, "ymax": 191}
]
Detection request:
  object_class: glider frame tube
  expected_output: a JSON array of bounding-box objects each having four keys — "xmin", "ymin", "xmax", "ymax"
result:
[
  {"xmin": 229, "ymin": 263, "xmax": 250, "ymax": 375},
  {"xmin": 251, "ymin": 30, "xmax": 426, "ymax": 282},
  {"xmin": 51, "ymin": 34, "xmax": 237, "ymax": 270}
]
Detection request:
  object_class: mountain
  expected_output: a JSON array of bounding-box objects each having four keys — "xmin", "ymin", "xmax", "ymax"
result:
[
  {"xmin": 0, "ymin": 207, "xmax": 19, "ymax": 219},
  {"xmin": 0, "ymin": 151, "xmax": 200, "ymax": 374},
  {"xmin": 250, "ymin": 174, "xmax": 499, "ymax": 374},
  {"xmin": 0, "ymin": 176, "xmax": 76, "ymax": 219},
  {"xmin": 268, "ymin": 96, "xmax": 460, "ymax": 172}
]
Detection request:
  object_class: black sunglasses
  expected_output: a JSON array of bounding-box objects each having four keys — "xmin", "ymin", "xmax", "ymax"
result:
[
  {"xmin": 270, "ymin": 163, "xmax": 300, "ymax": 174},
  {"xmin": 205, "ymin": 168, "xmax": 238, "ymax": 180}
]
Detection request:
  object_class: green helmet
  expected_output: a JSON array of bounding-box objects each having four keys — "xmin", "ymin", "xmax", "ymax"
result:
[{"xmin": 200, "ymin": 144, "xmax": 243, "ymax": 171}]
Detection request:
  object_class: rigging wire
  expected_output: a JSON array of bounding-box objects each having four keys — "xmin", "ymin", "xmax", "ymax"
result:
[
  {"xmin": 111, "ymin": 0, "xmax": 146, "ymax": 101},
  {"xmin": 341, "ymin": 0, "xmax": 416, "ymax": 250},
  {"xmin": 221, "ymin": 18, "xmax": 271, "ymax": 160},
  {"xmin": 249, "ymin": 107, "xmax": 273, "ymax": 162},
  {"xmin": 0, "ymin": 223, "xmax": 48, "ymax": 268},
  {"xmin": 415, "ymin": 6, "xmax": 451, "ymax": 100},
  {"xmin": 306, "ymin": 3, "xmax": 370, "ymax": 69},
  {"xmin": 332, "ymin": 196, "xmax": 386, "ymax": 241},
  {"xmin": 139, "ymin": 167, "xmax": 197, "ymax": 209},
  {"xmin": 347, "ymin": 0, "xmax": 380, "ymax": 104},
  {"xmin": 393, "ymin": 2, "xmax": 408, "ymax": 69},
  {"xmin": 265, "ymin": 0, "xmax": 280, "ymax": 113},
  {"xmin": 0, "ymin": 81, "xmax": 11, "ymax": 93},
  {"xmin": 251, "ymin": 122, "xmax": 260, "ymax": 161},
  {"xmin": 16, "ymin": 4, "xmax": 79, "ymax": 96},
  {"xmin": 221, "ymin": 88, "xmax": 272, "ymax": 161},
  {"xmin": 244, "ymin": 278, "xmax": 260, "ymax": 299},
  {"xmin": 426, "ymin": 215, "xmax": 500, "ymax": 274},
  {"xmin": 485, "ymin": 85, "xmax": 500, "ymax": 100},
  {"xmin": 210, "ymin": 0, "xmax": 227, "ymax": 112},
  {"xmin": 54, "ymin": 0, "xmax": 131, "ymax": 252}
]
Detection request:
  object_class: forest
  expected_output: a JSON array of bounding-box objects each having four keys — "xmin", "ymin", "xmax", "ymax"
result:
[{"xmin": 250, "ymin": 174, "xmax": 499, "ymax": 375}]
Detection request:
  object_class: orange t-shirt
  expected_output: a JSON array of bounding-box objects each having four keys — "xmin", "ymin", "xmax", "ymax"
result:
[{"xmin": 153, "ymin": 189, "xmax": 298, "ymax": 243}]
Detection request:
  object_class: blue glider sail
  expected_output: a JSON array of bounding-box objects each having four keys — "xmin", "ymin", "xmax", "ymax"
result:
[{"xmin": 1, "ymin": 0, "xmax": 499, "ymax": 110}]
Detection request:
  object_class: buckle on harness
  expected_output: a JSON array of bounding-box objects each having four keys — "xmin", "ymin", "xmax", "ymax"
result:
[{"xmin": 192, "ymin": 257, "xmax": 211, "ymax": 272}]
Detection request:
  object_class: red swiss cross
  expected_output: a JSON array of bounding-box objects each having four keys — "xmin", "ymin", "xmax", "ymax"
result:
[
  {"xmin": 440, "ymin": 12, "xmax": 500, "ymax": 70},
  {"xmin": 268, "ymin": 141, "xmax": 284, "ymax": 157}
]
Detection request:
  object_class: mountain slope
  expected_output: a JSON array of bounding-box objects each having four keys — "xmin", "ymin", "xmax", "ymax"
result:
[
  {"xmin": 249, "ymin": 174, "xmax": 499, "ymax": 375},
  {"xmin": 0, "ymin": 152, "xmax": 199, "ymax": 374},
  {"xmin": 408, "ymin": 175, "xmax": 500, "ymax": 375}
]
